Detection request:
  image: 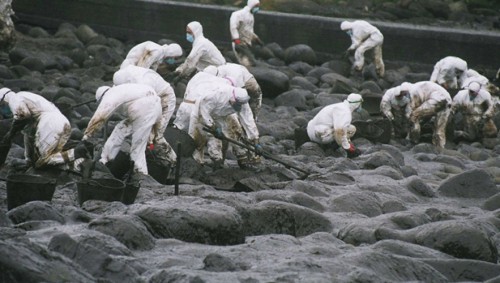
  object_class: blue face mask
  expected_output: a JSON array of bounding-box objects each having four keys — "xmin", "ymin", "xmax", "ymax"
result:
[
  {"xmin": 355, "ymin": 106, "xmax": 363, "ymax": 113},
  {"xmin": 251, "ymin": 7, "xmax": 260, "ymax": 14},
  {"xmin": 186, "ymin": 33, "xmax": 194, "ymax": 43},
  {"xmin": 165, "ymin": 58, "xmax": 176, "ymax": 65},
  {"xmin": 346, "ymin": 30, "xmax": 353, "ymax": 37},
  {"xmin": 231, "ymin": 101, "xmax": 243, "ymax": 112},
  {"xmin": 0, "ymin": 104, "xmax": 12, "ymax": 118}
]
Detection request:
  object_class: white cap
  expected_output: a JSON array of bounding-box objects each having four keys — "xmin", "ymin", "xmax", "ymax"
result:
[
  {"xmin": 340, "ymin": 21, "xmax": 353, "ymax": 31},
  {"xmin": 247, "ymin": 0, "xmax": 260, "ymax": 8},
  {"xmin": 165, "ymin": 43, "xmax": 183, "ymax": 57},
  {"xmin": 233, "ymin": 87, "xmax": 250, "ymax": 104},
  {"xmin": 467, "ymin": 81, "xmax": 481, "ymax": 93},
  {"xmin": 203, "ymin": 65, "xmax": 218, "ymax": 76},
  {"xmin": 96, "ymin": 86, "xmax": 111, "ymax": 101},
  {"xmin": 400, "ymin": 82, "xmax": 412, "ymax": 92},
  {"xmin": 347, "ymin": 93, "xmax": 363, "ymax": 103},
  {"xmin": 0, "ymin": 87, "xmax": 13, "ymax": 102}
]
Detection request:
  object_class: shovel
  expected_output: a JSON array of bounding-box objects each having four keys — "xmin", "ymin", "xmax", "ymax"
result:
[{"xmin": 203, "ymin": 126, "xmax": 311, "ymax": 178}]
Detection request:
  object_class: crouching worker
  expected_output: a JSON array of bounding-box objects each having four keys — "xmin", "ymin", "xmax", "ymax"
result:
[
  {"xmin": 78, "ymin": 84, "xmax": 162, "ymax": 176},
  {"xmin": 306, "ymin": 93, "xmax": 364, "ymax": 158},
  {"xmin": 0, "ymin": 87, "xmax": 90, "ymax": 171},
  {"xmin": 380, "ymin": 85, "xmax": 411, "ymax": 139},
  {"xmin": 403, "ymin": 81, "xmax": 452, "ymax": 148},
  {"xmin": 451, "ymin": 81, "xmax": 497, "ymax": 141},
  {"xmin": 188, "ymin": 83, "xmax": 261, "ymax": 169}
]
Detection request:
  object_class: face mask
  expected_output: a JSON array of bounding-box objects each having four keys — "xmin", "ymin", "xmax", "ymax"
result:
[
  {"xmin": 355, "ymin": 106, "xmax": 363, "ymax": 113},
  {"xmin": 396, "ymin": 97, "xmax": 409, "ymax": 106},
  {"xmin": 251, "ymin": 7, "xmax": 260, "ymax": 14},
  {"xmin": 231, "ymin": 102, "xmax": 243, "ymax": 112},
  {"xmin": 0, "ymin": 104, "xmax": 12, "ymax": 118},
  {"xmin": 469, "ymin": 92, "xmax": 478, "ymax": 101},
  {"xmin": 186, "ymin": 33, "xmax": 194, "ymax": 43},
  {"xmin": 165, "ymin": 58, "xmax": 176, "ymax": 65},
  {"xmin": 346, "ymin": 30, "xmax": 353, "ymax": 37}
]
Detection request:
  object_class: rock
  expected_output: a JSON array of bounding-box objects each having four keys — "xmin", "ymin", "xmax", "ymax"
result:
[
  {"xmin": 238, "ymin": 200, "xmax": 332, "ymax": 237},
  {"xmin": 437, "ymin": 169, "xmax": 499, "ymax": 198},
  {"xmin": 363, "ymin": 150, "xmax": 401, "ymax": 170},
  {"xmin": 7, "ymin": 201, "xmax": 65, "ymax": 224},
  {"xmin": 249, "ymin": 66, "xmax": 290, "ymax": 98},
  {"xmin": 406, "ymin": 176, "xmax": 436, "ymax": 197},
  {"xmin": 284, "ymin": 44, "xmax": 317, "ymax": 65},
  {"xmin": 274, "ymin": 89, "xmax": 309, "ymax": 110},
  {"xmin": 88, "ymin": 215, "xmax": 155, "ymax": 250},
  {"xmin": 483, "ymin": 193, "xmax": 500, "ymax": 211},
  {"xmin": 203, "ymin": 253, "xmax": 240, "ymax": 272},
  {"xmin": 329, "ymin": 191, "xmax": 383, "ymax": 217}
]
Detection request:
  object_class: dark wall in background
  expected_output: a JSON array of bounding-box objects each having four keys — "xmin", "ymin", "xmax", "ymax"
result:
[{"xmin": 12, "ymin": 0, "xmax": 500, "ymax": 70}]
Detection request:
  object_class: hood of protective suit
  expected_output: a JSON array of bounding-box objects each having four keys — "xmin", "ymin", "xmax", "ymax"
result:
[
  {"xmin": 247, "ymin": 0, "xmax": 259, "ymax": 8},
  {"xmin": 187, "ymin": 21, "xmax": 203, "ymax": 40},
  {"xmin": 0, "ymin": 87, "xmax": 13, "ymax": 102},
  {"xmin": 467, "ymin": 81, "xmax": 481, "ymax": 93},
  {"xmin": 233, "ymin": 88, "xmax": 250, "ymax": 103},
  {"xmin": 203, "ymin": 65, "xmax": 218, "ymax": 76},
  {"xmin": 400, "ymin": 82, "xmax": 412, "ymax": 92},
  {"xmin": 164, "ymin": 43, "xmax": 183, "ymax": 57},
  {"xmin": 96, "ymin": 86, "xmax": 111, "ymax": 101},
  {"xmin": 340, "ymin": 21, "xmax": 353, "ymax": 31},
  {"xmin": 346, "ymin": 93, "xmax": 363, "ymax": 111}
]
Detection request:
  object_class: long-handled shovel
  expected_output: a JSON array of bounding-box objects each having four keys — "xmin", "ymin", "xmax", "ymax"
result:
[{"xmin": 203, "ymin": 126, "xmax": 311, "ymax": 179}]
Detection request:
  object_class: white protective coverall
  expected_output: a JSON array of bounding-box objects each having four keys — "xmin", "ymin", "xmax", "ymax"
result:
[
  {"xmin": 113, "ymin": 65, "xmax": 177, "ymax": 164},
  {"xmin": 461, "ymin": 69, "xmax": 500, "ymax": 96},
  {"xmin": 120, "ymin": 41, "xmax": 183, "ymax": 71},
  {"xmin": 82, "ymin": 84, "xmax": 162, "ymax": 174},
  {"xmin": 380, "ymin": 86, "xmax": 411, "ymax": 138},
  {"xmin": 173, "ymin": 71, "xmax": 233, "ymax": 131},
  {"xmin": 430, "ymin": 56, "xmax": 468, "ymax": 90},
  {"xmin": 188, "ymin": 84, "xmax": 259, "ymax": 166},
  {"xmin": 175, "ymin": 21, "xmax": 226, "ymax": 78},
  {"xmin": 452, "ymin": 81, "xmax": 497, "ymax": 141},
  {"xmin": 403, "ymin": 81, "xmax": 452, "ymax": 148},
  {"xmin": 203, "ymin": 63, "xmax": 262, "ymax": 120},
  {"xmin": 307, "ymin": 93, "xmax": 363, "ymax": 153},
  {"xmin": 341, "ymin": 20, "xmax": 385, "ymax": 77},
  {"xmin": 229, "ymin": 0, "xmax": 262, "ymax": 67},
  {"xmin": 0, "ymin": 87, "xmax": 79, "ymax": 169}
]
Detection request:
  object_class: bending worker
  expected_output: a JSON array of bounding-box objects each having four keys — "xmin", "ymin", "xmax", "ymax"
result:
[
  {"xmin": 229, "ymin": 0, "xmax": 263, "ymax": 67},
  {"xmin": 0, "ymin": 87, "xmax": 89, "ymax": 171},
  {"xmin": 306, "ymin": 93, "xmax": 364, "ymax": 158},
  {"xmin": 120, "ymin": 41, "xmax": 183, "ymax": 71},
  {"xmin": 341, "ymin": 20, "xmax": 385, "ymax": 77},
  {"xmin": 451, "ymin": 81, "xmax": 497, "ymax": 141},
  {"xmin": 113, "ymin": 65, "xmax": 178, "ymax": 166},
  {"xmin": 79, "ymin": 84, "xmax": 162, "ymax": 175},
  {"xmin": 380, "ymin": 85, "xmax": 411, "ymax": 139},
  {"xmin": 187, "ymin": 82, "xmax": 261, "ymax": 169},
  {"xmin": 175, "ymin": 21, "xmax": 226, "ymax": 79},
  {"xmin": 203, "ymin": 63, "xmax": 263, "ymax": 120},
  {"xmin": 402, "ymin": 81, "xmax": 452, "ymax": 148},
  {"xmin": 430, "ymin": 56, "xmax": 468, "ymax": 90}
]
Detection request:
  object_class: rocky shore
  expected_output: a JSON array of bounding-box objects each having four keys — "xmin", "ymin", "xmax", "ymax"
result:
[{"xmin": 0, "ymin": 14, "xmax": 500, "ymax": 283}]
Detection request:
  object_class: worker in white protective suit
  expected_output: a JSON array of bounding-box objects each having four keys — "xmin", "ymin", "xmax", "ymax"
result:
[
  {"xmin": 341, "ymin": 20, "xmax": 385, "ymax": 77},
  {"xmin": 402, "ymin": 81, "xmax": 452, "ymax": 148},
  {"xmin": 80, "ymin": 84, "xmax": 162, "ymax": 175},
  {"xmin": 451, "ymin": 81, "xmax": 497, "ymax": 141},
  {"xmin": 120, "ymin": 41, "xmax": 183, "ymax": 71},
  {"xmin": 203, "ymin": 63, "xmax": 262, "ymax": 120},
  {"xmin": 229, "ymin": 0, "xmax": 263, "ymax": 67},
  {"xmin": 430, "ymin": 56, "xmax": 468, "ymax": 90},
  {"xmin": 461, "ymin": 69, "xmax": 500, "ymax": 97},
  {"xmin": 173, "ymin": 70, "xmax": 232, "ymax": 131},
  {"xmin": 307, "ymin": 93, "xmax": 363, "ymax": 158},
  {"xmin": 380, "ymin": 85, "xmax": 411, "ymax": 139},
  {"xmin": 113, "ymin": 65, "xmax": 177, "ymax": 165},
  {"xmin": 175, "ymin": 21, "xmax": 226, "ymax": 79},
  {"xmin": 188, "ymin": 83, "xmax": 261, "ymax": 169},
  {"xmin": 0, "ymin": 87, "xmax": 89, "ymax": 171}
]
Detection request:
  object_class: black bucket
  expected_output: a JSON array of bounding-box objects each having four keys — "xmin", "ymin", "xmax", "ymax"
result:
[
  {"xmin": 77, "ymin": 178, "xmax": 125, "ymax": 206},
  {"xmin": 122, "ymin": 182, "xmax": 140, "ymax": 205},
  {"xmin": 146, "ymin": 159, "xmax": 171, "ymax": 185},
  {"xmin": 0, "ymin": 143, "xmax": 11, "ymax": 167},
  {"xmin": 163, "ymin": 127, "xmax": 196, "ymax": 157},
  {"xmin": 6, "ymin": 174, "xmax": 57, "ymax": 210}
]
